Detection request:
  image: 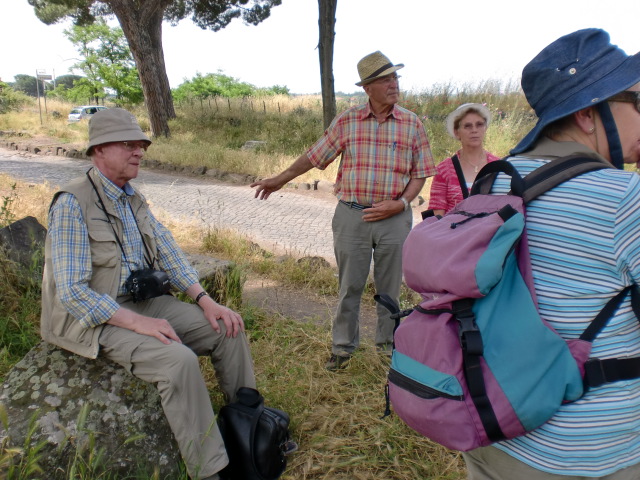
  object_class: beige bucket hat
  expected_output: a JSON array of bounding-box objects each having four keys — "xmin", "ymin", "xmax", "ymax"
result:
[
  {"xmin": 355, "ymin": 51, "xmax": 404, "ymax": 86},
  {"xmin": 86, "ymin": 108, "xmax": 151, "ymax": 155},
  {"xmin": 446, "ymin": 103, "xmax": 492, "ymax": 138}
]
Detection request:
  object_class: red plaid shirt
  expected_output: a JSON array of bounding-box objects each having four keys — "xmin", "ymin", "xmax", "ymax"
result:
[{"xmin": 306, "ymin": 102, "xmax": 435, "ymax": 205}]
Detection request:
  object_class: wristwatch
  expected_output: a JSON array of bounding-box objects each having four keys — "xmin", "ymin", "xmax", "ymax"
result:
[{"xmin": 399, "ymin": 197, "xmax": 409, "ymax": 211}]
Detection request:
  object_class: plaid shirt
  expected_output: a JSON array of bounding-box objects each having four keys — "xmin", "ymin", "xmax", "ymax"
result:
[
  {"xmin": 48, "ymin": 170, "xmax": 199, "ymax": 328},
  {"xmin": 306, "ymin": 102, "xmax": 435, "ymax": 204}
]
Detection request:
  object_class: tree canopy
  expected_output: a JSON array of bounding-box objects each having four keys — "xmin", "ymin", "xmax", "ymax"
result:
[
  {"xmin": 172, "ymin": 72, "xmax": 289, "ymax": 102},
  {"xmin": 64, "ymin": 20, "xmax": 143, "ymax": 104},
  {"xmin": 28, "ymin": 0, "xmax": 282, "ymax": 137}
]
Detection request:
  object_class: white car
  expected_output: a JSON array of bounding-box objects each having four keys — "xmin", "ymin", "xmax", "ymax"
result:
[{"xmin": 68, "ymin": 105, "xmax": 107, "ymax": 123}]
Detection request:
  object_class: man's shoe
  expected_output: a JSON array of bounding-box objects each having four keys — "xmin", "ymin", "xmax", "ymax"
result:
[{"xmin": 325, "ymin": 353, "xmax": 351, "ymax": 371}]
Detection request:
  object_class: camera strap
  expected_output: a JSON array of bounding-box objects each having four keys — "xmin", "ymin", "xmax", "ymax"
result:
[{"xmin": 85, "ymin": 168, "xmax": 156, "ymax": 270}]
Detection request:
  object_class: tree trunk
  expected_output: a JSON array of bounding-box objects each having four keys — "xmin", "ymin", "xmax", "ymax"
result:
[
  {"xmin": 149, "ymin": 15, "xmax": 176, "ymax": 119},
  {"xmin": 318, "ymin": 0, "xmax": 338, "ymax": 130},
  {"xmin": 109, "ymin": 0, "xmax": 174, "ymax": 137}
]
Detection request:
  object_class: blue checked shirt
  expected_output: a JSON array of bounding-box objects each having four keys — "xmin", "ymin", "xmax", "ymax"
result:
[{"xmin": 48, "ymin": 170, "xmax": 199, "ymax": 328}]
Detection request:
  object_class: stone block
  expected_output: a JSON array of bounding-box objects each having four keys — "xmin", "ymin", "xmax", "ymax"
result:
[
  {"xmin": 0, "ymin": 342, "xmax": 182, "ymax": 479},
  {"xmin": 0, "ymin": 216, "xmax": 46, "ymax": 270}
]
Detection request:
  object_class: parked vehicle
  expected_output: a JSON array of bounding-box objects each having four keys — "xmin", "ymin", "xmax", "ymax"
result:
[{"xmin": 68, "ymin": 105, "xmax": 107, "ymax": 123}]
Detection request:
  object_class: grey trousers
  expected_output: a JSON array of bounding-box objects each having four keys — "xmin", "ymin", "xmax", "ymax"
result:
[
  {"xmin": 331, "ymin": 202, "xmax": 412, "ymax": 354},
  {"xmin": 463, "ymin": 445, "xmax": 640, "ymax": 480},
  {"xmin": 99, "ymin": 294, "xmax": 256, "ymax": 480}
]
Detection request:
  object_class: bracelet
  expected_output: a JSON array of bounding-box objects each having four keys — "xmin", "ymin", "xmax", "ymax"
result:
[
  {"xmin": 195, "ymin": 291, "xmax": 209, "ymax": 304},
  {"xmin": 399, "ymin": 197, "xmax": 409, "ymax": 211}
]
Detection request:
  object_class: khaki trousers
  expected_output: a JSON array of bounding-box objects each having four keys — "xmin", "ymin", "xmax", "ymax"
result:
[
  {"xmin": 463, "ymin": 445, "xmax": 640, "ymax": 480},
  {"xmin": 98, "ymin": 295, "xmax": 255, "ymax": 480},
  {"xmin": 331, "ymin": 202, "xmax": 412, "ymax": 354}
]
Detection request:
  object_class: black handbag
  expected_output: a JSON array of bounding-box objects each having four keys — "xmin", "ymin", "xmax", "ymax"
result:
[{"xmin": 218, "ymin": 387, "xmax": 297, "ymax": 480}]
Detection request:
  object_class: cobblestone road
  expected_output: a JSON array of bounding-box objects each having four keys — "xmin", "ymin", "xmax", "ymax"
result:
[
  {"xmin": 0, "ymin": 147, "xmax": 338, "ymax": 263},
  {"xmin": 0, "ymin": 147, "xmax": 424, "ymax": 265}
]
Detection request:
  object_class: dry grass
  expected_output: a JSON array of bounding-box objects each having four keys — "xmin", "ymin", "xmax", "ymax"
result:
[
  {"xmin": 0, "ymin": 174, "xmax": 53, "ymax": 227},
  {"xmin": 1, "ymin": 170, "xmax": 464, "ymax": 478},
  {"xmin": 246, "ymin": 314, "xmax": 465, "ymax": 479}
]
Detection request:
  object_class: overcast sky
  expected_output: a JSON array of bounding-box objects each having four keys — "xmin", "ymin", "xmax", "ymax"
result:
[{"xmin": 2, "ymin": 0, "xmax": 640, "ymax": 94}]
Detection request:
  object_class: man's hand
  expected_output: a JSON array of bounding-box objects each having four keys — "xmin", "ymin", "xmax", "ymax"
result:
[
  {"xmin": 107, "ymin": 309, "xmax": 182, "ymax": 345},
  {"xmin": 250, "ymin": 154, "xmax": 316, "ymax": 200},
  {"xmin": 250, "ymin": 177, "xmax": 284, "ymax": 200},
  {"xmin": 199, "ymin": 295, "xmax": 245, "ymax": 338},
  {"xmin": 362, "ymin": 199, "xmax": 405, "ymax": 222}
]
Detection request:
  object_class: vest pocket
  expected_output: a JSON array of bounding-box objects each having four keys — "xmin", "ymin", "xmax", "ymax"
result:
[{"xmin": 87, "ymin": 226, "xmax": 118, "ymax": 268}]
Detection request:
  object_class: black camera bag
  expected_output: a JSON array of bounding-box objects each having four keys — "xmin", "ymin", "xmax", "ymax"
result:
[{"xmin": 218, "ymin": 387, "xmax": 296, "ymax": 480}]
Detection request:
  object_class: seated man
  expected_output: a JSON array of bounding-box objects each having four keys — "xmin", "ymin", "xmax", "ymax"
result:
[{"xmin": 40, "ymin": 108, "xmax": 255, "ymax": 480}]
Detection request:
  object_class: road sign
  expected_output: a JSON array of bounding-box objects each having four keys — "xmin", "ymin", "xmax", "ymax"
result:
[{"xmin": 37, "ymin": 75, "xmax": 53, "ymax": 80}]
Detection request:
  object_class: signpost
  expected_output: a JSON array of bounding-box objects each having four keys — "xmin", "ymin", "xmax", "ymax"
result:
[{"xmin": 35, "ymin": 69, "xmax": 53, "ymax": 124}]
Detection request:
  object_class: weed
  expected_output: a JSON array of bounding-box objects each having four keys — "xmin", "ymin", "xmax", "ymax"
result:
[{"xmin": 0, "ymin": 183, "xmax": 17, "ymax": 228}]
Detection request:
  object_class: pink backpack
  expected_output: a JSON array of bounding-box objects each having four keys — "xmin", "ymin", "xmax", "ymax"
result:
[{"xmin": 377, "ymin": 156, "xmax": 640, "ymax": 451}]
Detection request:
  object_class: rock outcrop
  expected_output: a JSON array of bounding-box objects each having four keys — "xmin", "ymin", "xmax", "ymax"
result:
[{"xmin": 0, "ymin": 342, "xmax": 182, "ymax": 479}]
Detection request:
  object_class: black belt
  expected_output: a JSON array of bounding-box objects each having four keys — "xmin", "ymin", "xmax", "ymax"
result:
[{"xmin": 339, "ymin": 200, "xmax": 372, "ymax": 211}]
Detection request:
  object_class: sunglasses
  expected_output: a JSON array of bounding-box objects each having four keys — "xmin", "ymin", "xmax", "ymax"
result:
[{"xmin": 607, "ymin": 91, "xmax": 640, "ymax": 113}]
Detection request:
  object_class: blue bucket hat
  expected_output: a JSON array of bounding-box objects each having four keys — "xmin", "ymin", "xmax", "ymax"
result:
[{"xmin": 511, "ymin": 28, "xmax": 640, "ymax": 165}]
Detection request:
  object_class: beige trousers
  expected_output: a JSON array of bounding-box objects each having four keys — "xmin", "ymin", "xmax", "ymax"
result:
[
  {"xmin": 331, "ymin": 202, "xmax": 412, "ymax": 354},
  {"xmin": 98, "ymin": 295, "xmax": 255, "ymax": 480},
  {"xmin": 463, "ymin": 445, "xmax": 640, "ymax": 480}
]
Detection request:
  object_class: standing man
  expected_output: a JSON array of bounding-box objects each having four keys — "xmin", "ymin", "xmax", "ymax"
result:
[
  {"xmin": 251, "ymin": 51, "xmax": 435, "ymax": 370},
  {"xmin": 41, "ymin": 108, "xmax": 255, "ymax": 480}
]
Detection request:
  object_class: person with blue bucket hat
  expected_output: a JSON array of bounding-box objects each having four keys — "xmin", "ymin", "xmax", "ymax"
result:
[{"xmin": 462, "ymin": 29, "xmax": 640, "ymax": 479}]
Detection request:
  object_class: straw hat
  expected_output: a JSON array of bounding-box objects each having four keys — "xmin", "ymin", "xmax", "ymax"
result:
[
  {"xmin": 355, "ymin": 51, "xmax": 404, "ymax": 86},
  {"xmin": 86, "ymin": 108, "xmax": 151, "ymax": 156},
  {"xmin": 446, "ymin": 103, "xmax": 492, "ymax": 138}
]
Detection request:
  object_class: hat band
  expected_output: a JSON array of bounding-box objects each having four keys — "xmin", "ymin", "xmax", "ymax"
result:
[{"xmin": 361, "ymin": 62, "xmax": 394, "ymax": 83}]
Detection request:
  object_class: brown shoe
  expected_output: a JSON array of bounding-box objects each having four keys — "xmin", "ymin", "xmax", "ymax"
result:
[{"xmin": 325, "ymin": 353, "xmax": 351, "ymax": 371}]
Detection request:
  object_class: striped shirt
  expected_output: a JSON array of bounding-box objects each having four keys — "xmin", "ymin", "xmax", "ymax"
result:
[
  {"xmin": 491, "ymin": 140, "xmax": 640, "ymax": 476},
  {"xmin": 48, "ymin": 170, "xmax": 199, "ymax": 329},
  {"xmin": 306, "ymin": 102, "xmax": 435, "ymax": 205}
]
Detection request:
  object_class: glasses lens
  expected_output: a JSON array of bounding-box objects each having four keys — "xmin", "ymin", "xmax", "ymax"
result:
[{"xmin": 122, "ymin": 141, "xmax": 147, "ymax": 151}]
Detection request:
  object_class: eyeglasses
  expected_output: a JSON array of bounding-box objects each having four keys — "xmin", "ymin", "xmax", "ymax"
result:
[
  {"xmin": 119, "ymin": 141, "xmax": 149, "ymax": 152},
  {"xmin": 607, "ymin": 91, "xmax": 640, "ymax": 113},
  {"xmin": 371, "ymin": 74, "xmax": 401, "ymax": 85}
]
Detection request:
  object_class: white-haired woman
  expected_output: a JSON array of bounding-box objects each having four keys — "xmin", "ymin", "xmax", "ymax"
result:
[{"xmin": 425, "ymin": 103, "xmax": 499, "ymax": 217}]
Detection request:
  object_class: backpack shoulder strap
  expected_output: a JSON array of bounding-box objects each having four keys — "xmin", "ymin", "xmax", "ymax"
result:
[
  {"xmin": 451, "ymin": 154, "xmax": 470, "ymax": 199},
  {"xmin": 582, "ymin": 286, "xmax": 640, "ymax": 389},
  {"xmin": 521, "ymin": 154, "xmax": 613, "ymax": 203},
  {"xmin": 470, "ymin": 154, "xmax": 613, "ymax": 201}
]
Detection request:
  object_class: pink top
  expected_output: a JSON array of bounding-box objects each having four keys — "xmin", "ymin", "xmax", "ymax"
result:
[{"xmin": 427, "ymin": 150, "xmax": 501, "ymax": 213}]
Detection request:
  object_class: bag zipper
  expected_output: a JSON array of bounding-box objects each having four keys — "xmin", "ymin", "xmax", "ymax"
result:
[{"xmin": 389, "ymin": 368, "xmax": 463, "ymax": 401}]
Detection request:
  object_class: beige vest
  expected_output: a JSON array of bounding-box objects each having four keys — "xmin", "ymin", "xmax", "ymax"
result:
[{"xmin": 41, "ymin": 168, "xmax": 158, "ymax": 358}]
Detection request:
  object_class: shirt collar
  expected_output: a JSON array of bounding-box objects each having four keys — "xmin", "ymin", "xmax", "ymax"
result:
[
  {"xmin": 359, "ymin": 101, "xmax": 404, "ymax": 121},
  {"xmin": 522, "ymin": 137, "xmax": 609, "ymax": 162},
  {"xmin": 95, "ymin": 169, "xmax": 134, "ymax": 202}
]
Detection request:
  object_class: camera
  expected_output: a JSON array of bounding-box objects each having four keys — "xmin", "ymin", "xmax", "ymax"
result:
[{"xmin": 125, "ymin": 269, "xmax": 171, "ymax": 303}]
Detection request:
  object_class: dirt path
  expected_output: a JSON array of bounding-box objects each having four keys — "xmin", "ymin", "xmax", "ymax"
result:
[{"xmin": 243, "ymin": 274, "xmax": 379, "ymax": 342}]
